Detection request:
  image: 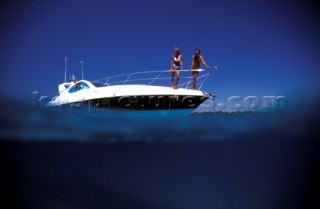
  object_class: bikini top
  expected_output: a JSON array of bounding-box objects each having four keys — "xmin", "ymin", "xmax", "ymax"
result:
[{"xmin": 173, "ymin": 55, "xmax": 181, "ymax": 66}]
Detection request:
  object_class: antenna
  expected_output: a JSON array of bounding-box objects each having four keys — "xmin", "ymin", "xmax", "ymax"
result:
[
  {"xmin": 80, "ymin": 60, "xmax": 84, "ymax": 80},
  {"xmin": 64, "ymin": 57, "xmax": 68, "ymax": 82}
]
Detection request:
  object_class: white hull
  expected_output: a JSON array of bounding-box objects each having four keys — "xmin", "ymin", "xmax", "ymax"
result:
[{"xmin": 46, "ymin": 82, "xmax": 210, "ymax": 109}]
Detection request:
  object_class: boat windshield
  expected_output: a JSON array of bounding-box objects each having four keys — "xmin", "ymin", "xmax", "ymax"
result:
[{"xmin": 68, "ymin": 82, "xmax": 90, "ymax": 93}]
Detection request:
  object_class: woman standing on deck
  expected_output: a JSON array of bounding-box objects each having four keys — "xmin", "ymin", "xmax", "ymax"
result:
[
  {"xmin": 170, "ymin": 47, "xmax": 183, "ymax": 89},
  {"xmin": 190, "ymin": 49, "xmax": 210, "ymax": 90}
]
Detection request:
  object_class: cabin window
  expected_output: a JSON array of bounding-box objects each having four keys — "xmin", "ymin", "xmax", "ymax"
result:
[{"xmin": 68, "ymin": 82, "xmax": 89, "ymax": 93}]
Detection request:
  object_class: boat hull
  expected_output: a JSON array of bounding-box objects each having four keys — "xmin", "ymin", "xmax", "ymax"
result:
[
  {"xmin": 47, "ymin": 95, "xmax": 209, "ymax": 110},
  {"xmin": 46, "ymin": 84, "xmax": 211, "ymax": 110},
  {"xmin": 88, "ymin": 95, "xmax": 209, "ymax": 110}
]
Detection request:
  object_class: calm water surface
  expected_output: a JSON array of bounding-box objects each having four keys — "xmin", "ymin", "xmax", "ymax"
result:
[{"xmin": 1, "ymin": 98, "xmax": 319, "ymax": 209}]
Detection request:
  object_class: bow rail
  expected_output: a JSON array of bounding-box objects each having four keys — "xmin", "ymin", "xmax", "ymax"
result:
[{"xmin": 92, "ymin": 69, "xmax": 211, "ymax": 90}]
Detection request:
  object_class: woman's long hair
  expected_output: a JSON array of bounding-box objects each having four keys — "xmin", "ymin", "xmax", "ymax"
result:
[
  {"xmin": 194, "ymin": 49, "xmax": 200, "ymax": 61},
  {"xmin": 174, "ymin": 47, "xmax": 180, "ymax": 57}
]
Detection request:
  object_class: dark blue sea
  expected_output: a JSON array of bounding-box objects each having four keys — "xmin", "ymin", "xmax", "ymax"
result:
[{"xmin": 1, "ymin": 96, "xmax": 319, "ymax": 209}]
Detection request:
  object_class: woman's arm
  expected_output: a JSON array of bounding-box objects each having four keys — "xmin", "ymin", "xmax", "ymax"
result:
[
  {"xmin": 190, "ymin": 55, "xmax": 194, "ymax": 69},
  {"xmin": 170, "ymin": 56, "xmax": 174, "ymax": 70},
  {"xmin": 200, "ymin": 56, "xmax": 210, "ymax": 69}
]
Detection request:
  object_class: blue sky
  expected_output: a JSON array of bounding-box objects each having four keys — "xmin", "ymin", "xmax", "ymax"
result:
[{"xmin": 1, "ymin": 0, "xmax": 319, "ymax": 103}]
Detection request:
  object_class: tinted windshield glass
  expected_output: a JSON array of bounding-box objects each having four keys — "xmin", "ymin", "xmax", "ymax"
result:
[{"xmin": 68, "ymin": 82, "xmax": 89, "ymax": 93}]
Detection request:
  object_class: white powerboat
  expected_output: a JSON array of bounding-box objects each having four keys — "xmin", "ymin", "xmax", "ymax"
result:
[{"xmin": 46, "ymin": 69, "xmax": 216, "ymax": 110}]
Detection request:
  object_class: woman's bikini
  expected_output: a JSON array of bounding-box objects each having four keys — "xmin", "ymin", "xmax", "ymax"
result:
[{"xmin": 173, "ymin": 55, "xmax": 182, "ymax": 70}]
